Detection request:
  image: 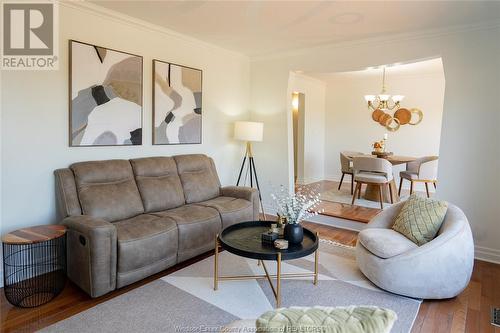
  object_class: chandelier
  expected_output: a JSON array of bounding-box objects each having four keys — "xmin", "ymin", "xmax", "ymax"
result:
[
  {"xmin": 364, "ymin": 66, "xmax": 423, "ymax": 132},
  {"xmin": 364, "ymin": 67, "xmax": 404, "ymax": 112}
]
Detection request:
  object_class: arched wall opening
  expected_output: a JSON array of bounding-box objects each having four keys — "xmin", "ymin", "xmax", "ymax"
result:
[
  {"xmin": 250, "ymin": 26, "xmax": 500, "ymax": 261},
  {"xmin": 286, "ymin": 58, "xmax": 446, "ymax": 198}
]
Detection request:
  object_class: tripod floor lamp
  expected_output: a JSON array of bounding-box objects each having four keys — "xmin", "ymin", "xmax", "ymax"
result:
[{"xmin": 234, "ymin": 121, "xmax": 265, "ymax": 217}]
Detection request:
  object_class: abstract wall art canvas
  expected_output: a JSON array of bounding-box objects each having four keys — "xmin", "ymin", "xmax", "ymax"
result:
[
  {"xmin": 69, "ymin": 40, "xmax": 143, "ymax": 146},
  {"xmin": 153, "ymin": 60, "xmax": 202, "ymax": 145}
]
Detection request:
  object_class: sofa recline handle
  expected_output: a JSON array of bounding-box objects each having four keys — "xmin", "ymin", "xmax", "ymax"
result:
[{"xmin": 79, "ymin": 235, "xmax": 86, "ymax": 246}]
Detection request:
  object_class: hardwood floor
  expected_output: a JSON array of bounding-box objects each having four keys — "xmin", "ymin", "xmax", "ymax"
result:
[
  {"xmin": 298, "ymin": 180, "xmax": 381, "ymax": 223},
  {"xmin": 1, "ymin": 220, "xmax": 498, "ymax": 332},
  {"xmin": 302, "ymin": 222, "xmax": 500, "ymax": 333},
  {"xmin": 302, "ymin": 221, "xmax": 358, "ymax": 247},
  {"xmin": 0, "ymin": 252, "xmax": 214, "ymax": 332},
  {"xmin": 313, "ymin": 201, "xmax": 380, "ymax": 223},
  {"xmin": 298, "ymin": 180, "xmax": 429, "ymax": 223}
]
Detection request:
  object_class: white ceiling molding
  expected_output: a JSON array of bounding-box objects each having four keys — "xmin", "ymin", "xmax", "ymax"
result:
[
  {"xmin": 309, "ymin": 58, "xmax": 444, "ymax": 80},
  {"xmin": 87, "ymin": 1, "xmax": 500, "ymax": 58},
  {"xmin": 251, "ymin": 19, "xmax": 500, "ymax": 62},
  {"xmin": 290, "ymin": 71, "xmax": 327, "ymax": 86},
  {"xmin": 60, "ymin": 1, "xmax": 499, "ymax": 62},
  {"xmin": 59, "ymin": 1, "xmax": 249, "ymax": 60}
]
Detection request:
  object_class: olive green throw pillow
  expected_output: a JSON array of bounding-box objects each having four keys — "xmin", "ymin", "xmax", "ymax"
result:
[
  {"xmin": 256, "ymin": 306, "xmax": 397, "ymax": 333},
  {"xmin": 392, "ymin": 194, "xmax": 448, "ymax": 246}
]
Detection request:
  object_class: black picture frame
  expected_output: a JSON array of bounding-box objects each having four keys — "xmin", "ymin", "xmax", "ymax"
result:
[
  {"xmin": 69, "ymin": 39, "xmax": 144, "ymax": 147},
  {"xmin": 152, "ymin": 59, "xmax": 203, "ymax": 145}
]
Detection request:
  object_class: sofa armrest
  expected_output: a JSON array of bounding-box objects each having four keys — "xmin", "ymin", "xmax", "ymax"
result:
[
  {"xmin": 63, "ymin": 215, "xmax": 117, "ymax": 298},
  {"xmin": 221, "ymin": 186, "xmax": 260, "ymax": 220}
]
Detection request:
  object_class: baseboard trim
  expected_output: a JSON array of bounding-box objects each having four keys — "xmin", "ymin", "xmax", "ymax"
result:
[
  {"xmin": 475, "ymin": 246, "xmax": 500, "ymax": 264},
  {"xmin": 325, "ymin": 175, "xmax": 342, "ymax": 183}
]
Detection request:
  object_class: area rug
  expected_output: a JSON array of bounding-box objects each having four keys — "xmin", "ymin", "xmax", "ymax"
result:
[
  {"xmin": 41, "ymin": 241, "xmax": 421, "ymax": 333},
  {"xmin": 321, "ymin": 188, "xmax": 409, "ymax": 209}
]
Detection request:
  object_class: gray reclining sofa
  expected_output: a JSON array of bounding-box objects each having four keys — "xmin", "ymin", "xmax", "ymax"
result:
[{"xmin": 54, "ymin": 154, "xmax": 259, "ymax": 297}]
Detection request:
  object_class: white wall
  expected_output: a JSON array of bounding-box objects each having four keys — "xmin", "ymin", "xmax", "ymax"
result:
[
  {"xmin": 250, "ymin": 24, "xmax": 500, "ymax": 262},
  {"xmin": 0, "ymin": 3, "xmax": 251, "ymax": 284},
  {"xmin": 288, "ymin": 73, "xmax": 326, "ymax": 185},
  {"xmin": 323, "ymin": 69, "xmax": 445, "ymax": 192}
]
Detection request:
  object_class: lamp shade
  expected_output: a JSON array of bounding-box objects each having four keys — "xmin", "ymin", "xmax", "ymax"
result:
[{"xmin": 234, "ymin": 121, "xmax": 263, "ymax": 142}]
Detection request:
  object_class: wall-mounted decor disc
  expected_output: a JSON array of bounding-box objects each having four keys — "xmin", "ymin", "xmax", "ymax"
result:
[
  {"xmin": 394, "ymin": 108, "xmax": 411, "ymax": 125},
  {"xmin": 378, "ymin": 113, "xmax": 391, "ymax": 126},
  {"xmin": 372, "ymin": 109, "xmax": 383, "ymax": 122},
  {"xmin": 385, "ymin": 117, "xmax": 401, "ymax": 132},
  {"xmin": 409, "ymin": 108, "xmax": 423, "ymax": 125}
]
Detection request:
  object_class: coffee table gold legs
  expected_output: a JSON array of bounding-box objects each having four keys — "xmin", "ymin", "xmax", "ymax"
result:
[
  {"xmin": 276, "ymin": 252, "xmax": 281, "ymax": 307},
  {"xmin": 314, "ymin": 232, "xmax": 319, "ymax": 286},
  {"xmin": 260, "ymin": 255, "xmax": 282, "ymax": 307},
  {"xmin": 214, "ymin": 234, "xmax": 219, "ymax": 291},
  {"xmin": 213, "ymin": 235, "xmax": 319, "ymax": 308},
  {"xmin": 314, "ymin": 249, "xmax": 319, "ymax": 285}
]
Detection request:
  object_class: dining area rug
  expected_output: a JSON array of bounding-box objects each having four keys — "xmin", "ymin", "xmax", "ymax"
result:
[
  {"xmin": 40, "ymin": 240, "xmax": 421, "ymax": 333},
  {"xmin": 320, "ymin": 187, "xmax": 409, "ymax": 209}
]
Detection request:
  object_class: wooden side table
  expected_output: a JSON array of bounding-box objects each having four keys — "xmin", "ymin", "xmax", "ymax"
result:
[{"xmin": 2, "ymin": 225, "xmax": 67, "ymax": 307}]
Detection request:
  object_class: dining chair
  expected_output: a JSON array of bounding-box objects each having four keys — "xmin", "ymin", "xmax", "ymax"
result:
[
  {"xmin": 398, "ymin": 156, "xmax": 439, "ymax": 198},
  {"xmin": 338, "ymin": 151, "xmax": 362, "ymax": 194},
  {"xmin": 352, "ymin": 156, "xmax": 394, "ymax": 209}
]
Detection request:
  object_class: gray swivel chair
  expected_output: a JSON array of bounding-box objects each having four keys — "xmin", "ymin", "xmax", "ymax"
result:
[
  {"xmin": 399, "ymin": 156, "xmax": 438, "ymax": 198},
  {"xmin": 352, "ymin": 156, "xmax": 394, "ymax": 209}
]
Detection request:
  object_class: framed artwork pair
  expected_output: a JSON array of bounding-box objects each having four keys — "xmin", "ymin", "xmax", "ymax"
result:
[{"xmin": 69, "ymin": 40, "xmax": 202, "ymax": 147}]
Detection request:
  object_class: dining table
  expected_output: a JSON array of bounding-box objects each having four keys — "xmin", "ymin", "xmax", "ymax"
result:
[{"xmin": 345, "ymin": 153, "xmax": 417, "ymax": 204}]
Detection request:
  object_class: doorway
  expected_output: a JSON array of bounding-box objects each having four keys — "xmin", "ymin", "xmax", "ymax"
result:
[{"xmin": 292, "ymin": 92, "xmax": 305, "ymax": 184}]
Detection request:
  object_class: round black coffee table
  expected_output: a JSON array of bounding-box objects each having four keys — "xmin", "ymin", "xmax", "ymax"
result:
[{"xmin": 214, "ymin": 221, "xmax": 319, "ymax": 307}]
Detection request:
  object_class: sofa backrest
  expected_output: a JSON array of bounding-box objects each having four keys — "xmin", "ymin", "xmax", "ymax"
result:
[
  {"xmin": 71, "ymin": 160, "xmax": 145, "ymax": 222},
  {"xmin": 54, "ymin": 154, "xmax": 221, "ymax": 220},
  {"xmin": 174, "ymin": 154, "xmax": 221, "ymax": 204},
  {"xmin": 130, "ymin": 157, "xmax": 185, "ymax": 213}
]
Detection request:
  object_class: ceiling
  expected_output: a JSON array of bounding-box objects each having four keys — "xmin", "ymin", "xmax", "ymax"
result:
[{"xmin": 91, "ymin": 1, "xmax": 500, "ymax": 57}]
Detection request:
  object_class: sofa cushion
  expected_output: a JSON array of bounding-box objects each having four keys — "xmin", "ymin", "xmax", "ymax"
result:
[
  {"xmin": 195, "ymin": 196, "xmax": 253, "ymax": 228},
  {"xmin": 130, "ymin": 157, "xmax": 185, "ymax": 213},
  {"xmin": 174, "ymin": 154, "xmax": 221, "ymax": 204},
  {"xmin": 256, "ymin": 306, "xmax": 397, "ymax": 333},
  {"xmin": 153, "ymin": 204, "xmax": 221, "ymax": 262},
  {"xmin": 354, "ymin": 172, "xmax": 388, "ymax": 183},
  {"xmin": 358, "ymin": 228, "xmax": 417, "ymax": 259},
  {"xmin": 114, "ymin": 214, "xmax": 178, "ymax": 274},
  {"xmin": 392, "ymin": 193, "xmax": 448, "ymax": 246},
  {"xmin": 71, "ymin": 160, "xmax": 144, "ymax": 222}
]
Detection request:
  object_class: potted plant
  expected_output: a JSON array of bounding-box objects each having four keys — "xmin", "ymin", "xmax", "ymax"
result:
[{"xmin": 271, "ymin": 186, "xmax": 321, "ymax": 244}]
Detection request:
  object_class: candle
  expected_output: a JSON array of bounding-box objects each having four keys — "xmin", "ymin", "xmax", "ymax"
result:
[{"xmin": 383, "ymin": 133, "xmax": 388, "ymax": 140}]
